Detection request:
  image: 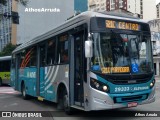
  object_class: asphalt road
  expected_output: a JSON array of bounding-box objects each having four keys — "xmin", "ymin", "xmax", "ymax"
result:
[{"xmin": 0, "ymin": 81, "xmax": 160, "ymax": 120}]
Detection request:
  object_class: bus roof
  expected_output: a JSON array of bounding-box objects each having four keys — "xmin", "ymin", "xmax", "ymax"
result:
[
  {"xmin": 0, "ymin": 56, "xmax": 11, "ymax": 61},
  {"xmin": 13, "ymin": 11, "xmax": 147, "ymax": 54}
]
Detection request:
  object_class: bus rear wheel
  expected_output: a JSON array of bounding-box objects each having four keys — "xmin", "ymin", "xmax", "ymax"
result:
[{"xmin": 21, "ymin": 83, "xmax": 29, "ymax": 100}]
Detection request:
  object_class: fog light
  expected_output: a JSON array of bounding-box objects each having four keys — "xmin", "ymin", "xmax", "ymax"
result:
[{"xmin": 103, "ymin": 86, "xmax": 108, "ymax": 91}]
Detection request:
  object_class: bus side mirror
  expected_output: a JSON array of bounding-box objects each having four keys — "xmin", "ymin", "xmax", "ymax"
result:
[{"xmin": 85, "ymin": 41, "xmax": 93, "ymax": 58}]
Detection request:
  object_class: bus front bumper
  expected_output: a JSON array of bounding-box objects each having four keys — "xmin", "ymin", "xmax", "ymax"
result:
[{"xmin": 88, "ymin": 86, "xmax": 155, "ymax": 111}]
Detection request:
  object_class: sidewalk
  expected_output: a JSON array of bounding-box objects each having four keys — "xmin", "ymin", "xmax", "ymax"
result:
[{"xmin": 155, "ymin": 76, "xmax": 160, "ymax": 82}]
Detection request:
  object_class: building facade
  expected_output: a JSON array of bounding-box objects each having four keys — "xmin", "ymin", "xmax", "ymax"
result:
[
  {"xmin": 17, "ymin": 0, "xmax": 87, "ymax": 44},
  {"xmin": 148, "ymin": 19, "xmax": 160, "ymax": 76},
  {"xmin": 156, "ymin": 3, "xmax": 160, "ymax": 18},
  {"xmin": 11, "ymin": 0, "xmax": 18, "ymax": 45},
  {"xmin": 88, "ymin": 0, "xmax": 106, "ymax": 11},
  {"xmin": 88, "ymin": 0, "xmax": 156, "ymax": 20},
  {"xmin": 0, "ymin": 0, "xmax": 12, "ymax": 51}
]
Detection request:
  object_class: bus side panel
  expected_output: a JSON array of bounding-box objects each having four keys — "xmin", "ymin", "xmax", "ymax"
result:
[
  {"xmin": 39, "ymin": 67, "xmax": 45, "ymax": 97},
  {"xmin": 10, "ymin": 69, "xmax": 16, "ymax": 88},
  {"xmin": 44, "ymin": 65, "xmax": 69, "ymax": 102},
  {"xmin": 19, "ymin": 67, "xmax": 37, "ymax": 97},
  {"xmin": 43, "ymin": 66, "xmax": 58, "ymax": 102}
]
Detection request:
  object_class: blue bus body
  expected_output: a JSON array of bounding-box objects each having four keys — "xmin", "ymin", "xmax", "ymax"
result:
[{"xmin": 10, "ymin": 11, "xmax": 155, "ymax": 112}]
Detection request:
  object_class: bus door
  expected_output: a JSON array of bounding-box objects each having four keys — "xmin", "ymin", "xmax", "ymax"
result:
[
  {"xmin": 15, "ymin": 54, "xmax": 20, "ymax": 90},
  {"xmin": 38, "ymin": 44, "xmax": 46, "ymax": 97},
  {"xmin": 73, "ymin": 31, "xmax": 85, "ymax": 106}
]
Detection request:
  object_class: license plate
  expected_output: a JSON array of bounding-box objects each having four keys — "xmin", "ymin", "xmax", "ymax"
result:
[{"xmin": 128, "ymin": 102, "xmax": 138, "ymax": 107}]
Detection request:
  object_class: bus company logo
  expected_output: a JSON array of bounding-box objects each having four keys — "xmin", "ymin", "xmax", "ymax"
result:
[
  {"xmin": 25, "ymin": 8, "xmax": 61, "ymax": 13},
  {"xmin": 2, "ymin": 112, "xmax": 11, "ymax": 117},
  {"xmin": 27, "ymin": 72, "xmax": 36, "ymax": 78},
  {"xmin": 1, "ymin": 112, "xmax": 42, "ymax": 118}
]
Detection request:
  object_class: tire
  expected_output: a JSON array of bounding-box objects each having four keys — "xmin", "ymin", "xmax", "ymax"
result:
[
  {"xmin": 21, "ymin": 83, "xmax": 29, "ymax": 100},
  {"xmin": 0, "ymin": 78, "xmax": 2, "ymax": 87},
  {"xmin": 63, "ymin": 91, "xmax": 73, "ymax": 115}
]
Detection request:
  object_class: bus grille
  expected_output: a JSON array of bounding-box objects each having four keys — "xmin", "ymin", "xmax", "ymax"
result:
[{"xmin": 113, "ymin": 94, "xmax": 148, "ymax": 103}]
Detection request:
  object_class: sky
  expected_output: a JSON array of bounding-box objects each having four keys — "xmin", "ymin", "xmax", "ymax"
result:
[{"xmin": 157, "ymin": 0, "xmax": 160, "ymax": 4}]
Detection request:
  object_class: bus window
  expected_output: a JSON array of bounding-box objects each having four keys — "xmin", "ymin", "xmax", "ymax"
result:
[
  {"xmin": 30, "ymin": 47, "xmax": 37, "ymax": 66},
  {"xmin": 40, "ymin": 44, "xmax": 46, "ymax": 67},
  {"xmin": 47, "ymin": 39, "xmax": 56, "ymax": 65},
  {"xmin": 20, "ymin": 47, "xmax": 36, "ymax": 68},
  {"xmin": 57, "ymin": 35, "xmax": 69, "ymax": 64}
]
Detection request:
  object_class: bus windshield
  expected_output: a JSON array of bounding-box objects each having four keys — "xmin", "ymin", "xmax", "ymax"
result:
[{"xmin": 91, "ymin": 31, "xmax": 153, "ymax": 74}]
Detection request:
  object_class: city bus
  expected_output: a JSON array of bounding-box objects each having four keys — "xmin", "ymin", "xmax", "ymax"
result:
[
  {"xmin": 0, "ymin": 56, "xmax": 11, "ymax": 86},
  {"xmin": 10, "ymin": 11, "xmax": 155, "ymax": 114}
]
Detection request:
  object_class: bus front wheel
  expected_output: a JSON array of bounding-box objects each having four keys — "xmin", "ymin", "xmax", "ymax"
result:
[{"xmin": 63, "ymin": 91, "xmax": 73, "ymax": 115}]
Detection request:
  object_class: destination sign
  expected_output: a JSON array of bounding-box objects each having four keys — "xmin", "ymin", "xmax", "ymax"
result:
[
  {"xmin": 106, "ymin": 20, "xmax": 140, "ymax": 31},
  {"xmin": 101, "ymin": 67, "xmax": 130, "ymax": 74}
]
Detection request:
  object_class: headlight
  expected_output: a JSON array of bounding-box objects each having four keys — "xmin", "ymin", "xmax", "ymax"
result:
[
  {"xmin": 90, "ymin": 78, "xmax": 110, "ymax": 93},
  {"xmin": 150, "ymin": 79, "xmax": 155, "ymax": 88}
]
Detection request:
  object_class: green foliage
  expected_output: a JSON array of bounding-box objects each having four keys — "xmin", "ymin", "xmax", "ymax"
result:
[{"xmin": 0, "ymin": 43, "xmax": 17, "ymax": 56}]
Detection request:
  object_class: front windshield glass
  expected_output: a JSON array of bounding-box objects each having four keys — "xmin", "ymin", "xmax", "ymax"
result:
[{"xmin": 91, "ymin": 31, "xmax": 153, "ymax": 74}]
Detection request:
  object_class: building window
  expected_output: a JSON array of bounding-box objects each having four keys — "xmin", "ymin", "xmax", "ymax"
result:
[
  {"xmin": 119, "ymin": 0, "xmax": 123, "ymax": 8},
  {"xmin": 111, "ymin": 0, "xmax": 115, "ymax": 4}
]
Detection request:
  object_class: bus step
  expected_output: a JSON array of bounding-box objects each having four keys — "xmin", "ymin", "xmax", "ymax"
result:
[
  {"xmin": 71, "ymin": 105, "xmax": 85, "ymax": 111},
  {"xmin": 37, "ymin": 96, "xmax": 44, "ymax": 101}
]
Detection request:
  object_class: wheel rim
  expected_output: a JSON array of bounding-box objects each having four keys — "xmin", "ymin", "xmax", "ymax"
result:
[{"xmin": 64, "ymin": 95, "xmax": 68, "ymax": 109}]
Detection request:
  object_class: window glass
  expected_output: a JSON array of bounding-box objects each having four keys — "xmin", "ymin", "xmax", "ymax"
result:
[
  {"xmin": 0, "ymin": 60, "xmax": 11, "ymax": 72},
  {"xmin": 47, "ymin": 39, "xmax": 56, "ymax": 65},
  {"xmin": 92, "ymin": 32, "xmax": 153, "ymax": 74},
  {"xmin": 40, "ymin": 44, "xmax": 46, "ymax": 67},
  {"xmin": 30, "ymin": 47, "xmax": 37, "ymax": 66},
  {"xmin": 57, "ymin": 34, "xmax": 69, "ymax": 64},
  {"xmin": 20, "ymin": 47, "xmax": 36, "ymax": 68}
]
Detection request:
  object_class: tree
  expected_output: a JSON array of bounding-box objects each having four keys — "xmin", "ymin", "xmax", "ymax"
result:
[{"xmin": 0, "ymin": 43, "xmax": 17, "ymax": 56}]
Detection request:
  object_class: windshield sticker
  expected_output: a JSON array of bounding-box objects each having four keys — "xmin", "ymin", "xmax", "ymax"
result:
[
  {"xmin": 101, "ymin": 67, "xmax": 130, "ymax": 74},
  {"xmin": 131, "ymin": 63, "xmax": 139, "ymax": 73},
  {"xmin": 92, "ymin": 65, "xmax": 100, "ymax": 71}
]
